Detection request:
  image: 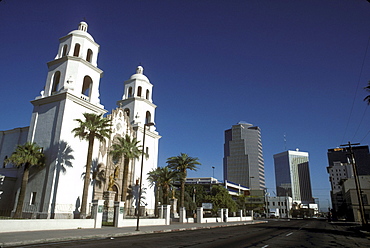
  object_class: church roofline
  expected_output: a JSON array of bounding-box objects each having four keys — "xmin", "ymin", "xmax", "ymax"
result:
[
  {"xmin": 31, "ymin": 91, "xmax": 107, "ymax": 114},
  {"xmin": 47, "ymin": 56, "xmax": 103, "ymax": 76},
  {"xmin": 117, "ymin": 97, "xmax": 157, "ymax": 109},
  {"xmin": 134, "ymin": 125, "xmax": 161, "ymax": 139},
  {"xmin": 59, "ymin": 32, "xmax": 99, "ymax": 47},
  {"xmin": 0, "ymin": 126, "xmax": 29, "ymax": 134},
  {"xmin": 124, "ymin": 78, "xmax": 153, "ymax": 87}
]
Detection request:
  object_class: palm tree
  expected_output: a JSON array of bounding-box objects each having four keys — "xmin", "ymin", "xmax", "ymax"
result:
[
  {"xmin": 364, "ymin": 81, "xmax": 370, "ymax": 104},
  {"xmin": 110, "ymin": 134, "xmax": 142, "ymax": 203},
  {"xmin": 81, "ymin": 162, "xmax": 106, "ymax": 188},
  {"xmin": 72, "ymin": 113, "xmax": 112, "ymax": 218},
  {"xmin": 91, "ymin": 163, "xmax": 106, "ymax": 188},
  {"xmin": 148, "ymin": 166, "xmax": 179, "ymax": 205},
  {"xmin": 167, "ymin": 153, "xmax": 201, "ymax": 207},
  {"xmin": 5, "ymin": 142, "xmax": 45, "ymax": 218}
]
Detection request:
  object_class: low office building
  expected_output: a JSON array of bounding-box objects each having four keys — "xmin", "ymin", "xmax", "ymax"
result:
[
  {"xmin": 267, "ymin": 196, "xmax": 293, "ymax": 218},
  {"xmin": 341, "ymin": 175, "xmax": 370, "ymax": 222},
  {"xmin": 184, "ymin": 177, "xmax": 249, "ymax": 196}
]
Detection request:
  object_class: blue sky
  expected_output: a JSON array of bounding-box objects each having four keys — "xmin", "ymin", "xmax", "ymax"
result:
[{"xmin": 1, "ymin": 0, "xmax": 370, "ymax": 211}]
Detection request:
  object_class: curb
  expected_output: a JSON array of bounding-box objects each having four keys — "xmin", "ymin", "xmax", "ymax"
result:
[{"xmin": 0, "ymin": 221, "xmax": 267, "ymax": 247}]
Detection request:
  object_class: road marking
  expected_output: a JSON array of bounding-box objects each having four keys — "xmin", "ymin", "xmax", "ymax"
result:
[
  {"xmin": 286, "ymin": 232, "xmax": 293, "ymax": 237},
  {"xmin": 261, "ymin": 245, "xmax": 269, "ymax": 248}
]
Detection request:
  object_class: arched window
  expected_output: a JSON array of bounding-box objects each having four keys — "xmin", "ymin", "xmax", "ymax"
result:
[
  {"xmin": 73, "ymin": 43, "xmax": 81, "ymax": 57},
  {"xmin": 128, "ymin": 87, "xmax": 133, "ymax": 98},
  {"xmin": 124, "ymin": 108, "xmax": 130, "ymax": 118},
  {"xmin": 112, "ymin": 185, "xmax": 119, "ymax": 201},
  {"xmin": 86, "ymin": 49, "xmax": 93, "ymax": 63},
  {"xmin": 62, "ymin": 44, "xmax": 68, "ymax": 57},
  {"xmin": 145, "ymin": 111, "xmax": 151, "ymax": 124},
  {"xmin": 146, "ymin": 89, "xmax": 150, "ymax": 100},
  {"xmin": 51, "ymin": 71, "xmax": 61, "ymax": 94},
  {"xmin": 82, "ymin": 76, "xmax": 92, "ymax": 98},
  {"xmin": 137, "ymin": 86, "xmax": 142, "ymax": 97}
]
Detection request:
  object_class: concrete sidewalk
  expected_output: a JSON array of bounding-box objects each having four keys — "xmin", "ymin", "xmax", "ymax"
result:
[{"xmin": 0, "ymin": 220, "xmax": 267, "ymax": 247}]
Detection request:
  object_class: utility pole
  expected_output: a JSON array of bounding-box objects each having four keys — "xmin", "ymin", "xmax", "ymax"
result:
[{"xmin": 340, "ymin": 142, "xmax": 368, "ymax": 226}]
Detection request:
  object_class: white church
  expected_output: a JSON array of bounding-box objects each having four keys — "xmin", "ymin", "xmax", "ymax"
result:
[{"xmin": 0, "ymin": 22, "xmax": 161, "ymax": 219}]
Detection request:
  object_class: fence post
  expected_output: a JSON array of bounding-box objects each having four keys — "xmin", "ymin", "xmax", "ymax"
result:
[
  {"xmin": 163, "ymin": 205, "xmax": 171, "ymax": 225},
  {"xmin": 224, "ymin": 208, "xmax": 228, "ymax": 222},
  {"xmin": 114, "ymin": 201, "xmax": 125, "ymax": 227},
  {"xmin": 196, "ymin": 207, "xmax": 203, "ymax": 223},
  {"xmin": 92, "ymin": 200, "xmax": 104, "ymax": 228},
  {"xmin": 179, "ymin": 207, "xmax": 186, "ymax": 223},
  {"xmin": 218, "ymin": 208, "xmax": 224, "ymax": 222},
  {"xmin": 159, "ymin": 205, "xmax": 164, "ymax": 219}
]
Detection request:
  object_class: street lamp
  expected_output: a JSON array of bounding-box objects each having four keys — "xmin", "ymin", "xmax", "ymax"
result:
[
  {"xmin": 136, "ymin": 122, "xmax": 154, "ymax": 231},
  {"xmin": 212, "ymin": 166, "xmax": 215, "ymax": 178}
]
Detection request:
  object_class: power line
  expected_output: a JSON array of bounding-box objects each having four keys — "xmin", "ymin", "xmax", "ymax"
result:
[
  {"xmin": 341, "ymin": 35, "xmax": 370, "ymax": 143},
  {"xmin": 360, "ymin": 128, "xmax": 370, "ymax": 143},
  {"xmin": 352, "ymin": 105, "xmax": 368, "ymax": 141}
]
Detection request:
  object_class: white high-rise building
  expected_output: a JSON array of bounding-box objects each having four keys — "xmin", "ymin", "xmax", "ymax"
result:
[{"xmin": 273, "ymin": 149, "xmax": 313, "ymax": 204}]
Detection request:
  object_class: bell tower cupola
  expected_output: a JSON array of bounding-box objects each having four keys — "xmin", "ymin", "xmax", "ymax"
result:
[
  {"xmin": 117, "ymin": 66, "xmax": 156, "ymax": 128},
  {"xmin": 37, "ymin": 21, "xmax": 104, "ymax": 109}
]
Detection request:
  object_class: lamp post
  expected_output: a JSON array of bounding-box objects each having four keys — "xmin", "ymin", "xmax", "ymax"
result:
[
  {"xmin": 136, "ymin": 122, "xmax": 154, "ymax": 231},
  {"xmin": 212, "ymin": 166, "xmax": 215, "ymax": 178}
]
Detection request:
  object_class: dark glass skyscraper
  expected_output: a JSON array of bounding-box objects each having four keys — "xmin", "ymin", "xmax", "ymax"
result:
[
  {"xmin": 327, "ymin": 145, "xmax": 370, "ymax": 175},
  {"xmin": 326, "ymin": 145, "xmax": 370, "ymax": 215},
  {"xmin": 223, "ymin": 122, "xmax": 265, "ymax": 190}
]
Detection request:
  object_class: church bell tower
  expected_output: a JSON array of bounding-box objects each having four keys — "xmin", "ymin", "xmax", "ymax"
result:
[
  {"xmin": 25, "ymin": 22, "xmax": 107, "ymax": 218},
  {"xmin": 117, "ymin": 66, "xmax": 161, "ymax": 210}
]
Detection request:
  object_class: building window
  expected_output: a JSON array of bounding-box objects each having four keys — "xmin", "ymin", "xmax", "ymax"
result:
[
  {"xmin": 362, "ymin": 195, "xmax": 368, "ymax": 205},
  {"xmin": 73, "ymin": 43, "xmax": 81, "ymax": 57},
  {"xmin": 146, "ymin": 89, "xmax": 150, "ymax": 100},
  {"xmin": 137, "ymin": 86, "xmax": 142, "ymax": 97},
  {"xmin": 128, "ymin": 87, "xmax": 132, "ymax": 98},
  {"xmin": 145, "ymin": 111, "xmax": 151, "ymax": 124},
  {"xmin": 30, "ymin": 192, "xmax": 37, "ymax": 205},
  {"xmin": 124, "ymin": 108, "xmax": 130, "ymax": 118},
  {"xmin": 62, "ymin": 44, "xmax": 68, "ymax": 57},
  {"xmin": 82, "ymin": 76, "xmax": 92, "ymax": 98},
  {"xmin": 51, "ymin": 71, "xmax": 61, "ymax": 94},
  {"xmin": 86, "ymin": 49, "xmax": 93, "ymax": 63}
]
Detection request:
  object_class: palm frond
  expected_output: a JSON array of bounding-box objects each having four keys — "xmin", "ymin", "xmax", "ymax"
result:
[{"xmin": 5, "ymin": 142, "xmax": 45, "ymax": 169}]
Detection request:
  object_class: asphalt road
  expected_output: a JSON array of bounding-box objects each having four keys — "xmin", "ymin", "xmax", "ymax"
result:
[{"xmin": 21, "ymin": 219, "xmax": 370, "ymax": 248}]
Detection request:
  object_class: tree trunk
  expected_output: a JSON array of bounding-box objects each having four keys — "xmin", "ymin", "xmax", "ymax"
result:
[
  {"xmin": 180, "ymin": 169, "xmax": 187, "ymax": 208},
  {"xmin": 163, "ymin": 185, "xmax": 169, "ymax": 205},
  {"xmin": 180, "ymin": 178, "xmax": 185, "ymax": 208},
  {"xmin": 121, "ymin": 157, "xmax": 130, "ymax": 202},
  {"xmin": 14, "ymin": 164, "xmax": 30, "ymax": 218},
  {"xmin": 80, "ymin": 136, "xmax": 94, "ymax": 219},
  {"xmin": 154, "ymin": 184, "xmax": 159, "ymax": 216}
]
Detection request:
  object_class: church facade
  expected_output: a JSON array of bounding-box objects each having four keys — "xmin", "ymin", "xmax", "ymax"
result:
[{"xmin": 0, "ymin": 22, "xmax": 160, "ymax": 218}]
